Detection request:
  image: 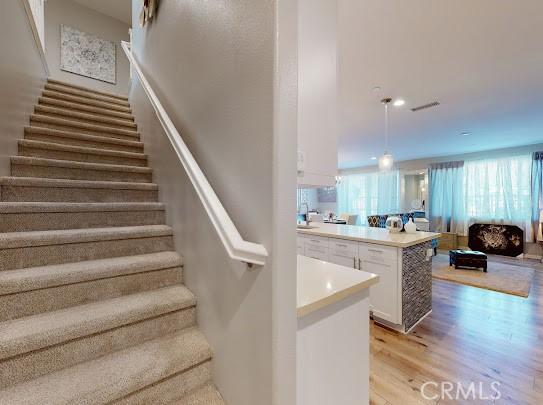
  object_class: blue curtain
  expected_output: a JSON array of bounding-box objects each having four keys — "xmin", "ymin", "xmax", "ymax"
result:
[
  {"xmin": 429, "ymin": 161, "xmax": 465, "ymax": 233},
  {"xmin": 337, "ymin": 171, "xmax": 400, "ymax": 225},
  {"xmin": 532, "ymin": 152, "xmax": 543, "ymax": 241}
]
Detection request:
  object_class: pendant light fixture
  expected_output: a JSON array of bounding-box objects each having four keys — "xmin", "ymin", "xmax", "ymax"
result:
[{"xmin": 378, "ymin": 97, "xmax": 394, "ymax": 171}]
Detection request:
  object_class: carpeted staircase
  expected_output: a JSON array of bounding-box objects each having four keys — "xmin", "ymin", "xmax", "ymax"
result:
[{"xmin": 0, "ymin": 79, "xmax": 225, "ymax": 404}]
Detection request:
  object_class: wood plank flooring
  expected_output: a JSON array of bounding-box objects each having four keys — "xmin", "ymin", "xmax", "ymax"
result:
[{"xmin": 370, "ymin": 263, "xmax": 543, "ymax": 405}]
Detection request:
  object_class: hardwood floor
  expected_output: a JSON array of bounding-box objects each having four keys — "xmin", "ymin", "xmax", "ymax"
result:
[{"xmin": 370, "ymin": 265, "xmax": 543, "ymax": 405}]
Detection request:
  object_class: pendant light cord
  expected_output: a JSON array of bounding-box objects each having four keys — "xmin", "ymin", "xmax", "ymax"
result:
[{"xmin": 384, "ymin": 101, "xmax": 389, "ymax": 153}]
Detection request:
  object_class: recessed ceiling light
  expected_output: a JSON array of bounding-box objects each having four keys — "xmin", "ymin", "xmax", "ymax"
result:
[
  {"xmin": 419, "ymin": 172, "xmax": 425, "ymax": 175},
  {"xmin": 371, "ymin": 156, "xmax": 377, "ymax": 160},
  {"xmin": 393, "ymin": 99, "xmax": 405, "ymax": 107},
  {"xmin": 460, "ymin": 132, "xmax": 471, "ymax": 136},
  {"xmin": 372, "ymin": 86, "xmax": 382, "ymax": 93}
]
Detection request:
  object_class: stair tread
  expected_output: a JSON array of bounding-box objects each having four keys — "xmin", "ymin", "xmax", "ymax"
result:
[
  {"xmin": 170, "ymin": 383, "xmax": 225, "ymax": 405},
  {"xmin": 19, "ymin": 139, "xmax": 147, "ymax": 159},
  {"xmin": 41, "ymin": 90, "xmax": 132, "ymax": 113},
  {"xmin": 35, "ymin": 105, "xmax": 137, "ymax": 129},
  {"xmin": 0, "ymin": 327, "xmax": 210, "ymax": 405},
  {"xmin": 31, "ymin": 114, "xmax": 139, "ymax": 137},
  {"xmin": 47, "ymin": 79, "xmax": 129, "ymax": 101},
  {"xmin": 11, "ymin": 156, "xmax": 152, "ymax": 174},
  {"xmin": 0, "ymin": 251, "xmax": 181, "ymax": 296},
  {"xmin": 0, "ymin": 225, "xmax": 172, "ymax": 249},
  {"xmin": 0, "ymin": 176, "xmax": 157, "ymax": 189},
  {"xmin": 39, "ymin": 96, "xmax": 134, "ymax": 121},
  {"xmin": 0, "ymin": 201, "xmax": 164, "ymax": 213},
  {"xmin": 24, "ymin": 126, "xmax": 143, "ymax": 147},
  {"xmin": 44, "ymin": 83, "xmax": 130, "ymax": 107},
  {"xmin": 0, "ymin": 285, "xmax": 195, "ymax": 360}
]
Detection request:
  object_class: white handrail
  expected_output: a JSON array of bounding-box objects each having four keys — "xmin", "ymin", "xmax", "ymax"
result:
[{"xmin": 121, "ymin": 41, "xmax": 268, "ymax": 267}]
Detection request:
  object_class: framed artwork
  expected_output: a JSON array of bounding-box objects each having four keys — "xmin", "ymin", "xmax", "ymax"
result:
[{"xmin": 60, "ymin": 25, "xmax": 116, "ymax": 84}]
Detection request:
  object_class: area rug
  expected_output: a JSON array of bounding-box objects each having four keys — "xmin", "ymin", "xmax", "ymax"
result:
[{"xmin": 432, "ymin": 254, "xmax": 535, "ymax": 298}]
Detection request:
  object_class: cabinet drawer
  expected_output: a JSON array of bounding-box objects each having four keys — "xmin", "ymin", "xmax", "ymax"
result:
[
  {"xmin": 358, "ymin": 243, "xmax": 397, "ymax": 266},
  {"xmin": 329, "ymin": 238, "xmax": 358, "ymax": 257},
  {"xmin": 305, "ymin": 235, "xmax": 329, "ymax": 247},
  {"xmin": 305, "ymin": 244, "xmax": 329, "ymax": 261}
]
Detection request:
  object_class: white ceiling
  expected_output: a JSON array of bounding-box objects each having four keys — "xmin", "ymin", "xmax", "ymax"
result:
[
  {"xmin": 72, "ymin": 0, "xmax": 132, "ymax": 25},
  {"xmin": 338, "ymin": 0, "xmax": 543, "ymax": 169}
]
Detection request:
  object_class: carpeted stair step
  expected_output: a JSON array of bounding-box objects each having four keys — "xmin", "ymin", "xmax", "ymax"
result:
[
  {"xmin": 18, "ymin": 139, "xmax": 148, "ymax": 167},
  {"xmin": 0, "ymin": 286, "xmax": 196, "ymax": 388},
  {"xmin": 34, "ymin": 105, "xmax": 137, "ymax": 130},
  {"xmin": 0, "ymin": 201, "xmax": 164, "ymax": 232},
  {"xmin": 0, "ymin": 177, "xmax": 158, "ymax": 203},
  {"xmin": 0, "ymin": 327, "xmax": 212, "ymax": 404},
  {"xmin": 41, "ymin": 89, "xmax": 132, "ymax": 113},
  {"xmin": 24, "ymin": 126, "xmax": 143, "ymax": 153},
  {"xmin": 44, "ymin": 83, "xmax": 131, "ymax": 107},
  {"xmin": 30, "ymin": 114, "xmax": 140, "ymax": 141},
  {"xmin": 0, "ymin": 251, "xmax": 181, "ymax": 321},
  {"xmin": 39, "ymin": 96, "xmax": 135, "ymax": 122},
  {"xmin": 11, "ymin": 156, "xmax": 152, "ymax": 183},
  {"xmin": 47, "ymin": 78, "xmax": 129, "ymax": 102},
  {"xmin": 0, "ymin": 225, "xmax": 173, "ymax": 271},
  {"xmin": 169, "ymin": 383, "xmax": 226, "ymax": 405}
]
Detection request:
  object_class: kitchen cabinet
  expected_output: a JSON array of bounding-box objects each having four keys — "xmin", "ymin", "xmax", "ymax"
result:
[
  {"xmin": 302, "ymin": 235, "xmax": 329, "ymax": 262},
  {"xmin": 297, "ymin": 235, "xmax": 402, "ymax": 325},
  {"xmin": 327, "ymin": 238, "xmax": 359, "ymax": 268},
  {"xmin": 297, "ymin": 0, "xmax": 338, "ymax": 187},
  {"xmin": 358, "ymin": 243, "xmax": 399, "ymax": 324}
]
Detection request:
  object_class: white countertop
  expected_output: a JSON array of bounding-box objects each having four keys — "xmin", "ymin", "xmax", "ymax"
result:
[
  {"xmin": 297, "ymin": 255, "xmax": 379, "ymax": 318},
  {"xmin": 297, "ymin": 222, "xmax": 440, "ymax": 248}
]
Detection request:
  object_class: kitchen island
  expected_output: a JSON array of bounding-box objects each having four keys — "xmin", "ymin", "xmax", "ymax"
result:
[
  {"xmin": 297, "ymin": 223, "xmax": 440, "ymax": 333},
  {"xmin": 297, "ymin": 255, "xmax": 378, "ymax": 405}
]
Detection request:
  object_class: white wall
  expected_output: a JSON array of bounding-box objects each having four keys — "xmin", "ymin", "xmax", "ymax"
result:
[
  {"xmin": 0, "ymin": 0, "xmax": 47, "ymax": 176},
  {"xmin": 128, "ymin": 1, "xmax": 296, "ymax": 404},
  {"xmin": 44, "ymin": 0, "xmax": 130, "ymax": 95}
]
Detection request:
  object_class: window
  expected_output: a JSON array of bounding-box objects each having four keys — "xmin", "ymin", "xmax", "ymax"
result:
[
  {"xmin": 463, "ymin": 155, "xmax": 532, "ymax": 229},
  {"xmin": 429, "ymin": 154, "xmax": 533, "ymax": 239},
  {"xmin": 297, "ymin": 188, "xmax": 311, "ymax": 212},
  {"xmin": 337, "ymin": 171, "xmax": 400, "ymax": 225}
]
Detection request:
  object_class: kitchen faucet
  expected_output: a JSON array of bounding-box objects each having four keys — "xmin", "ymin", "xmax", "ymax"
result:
[{"xmin": 301, "ymin": 202, "xmax": 310, "ymax": 225}]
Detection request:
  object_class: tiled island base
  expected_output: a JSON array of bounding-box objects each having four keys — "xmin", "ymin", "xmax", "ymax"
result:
[{"xmin": 401, "ymin": 241, "xmax": 432, "ymax": 332}]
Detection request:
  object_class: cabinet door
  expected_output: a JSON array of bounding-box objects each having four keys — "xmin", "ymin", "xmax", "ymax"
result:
[
  {"xmin": 328, "ymin": 238, "xmax": 358, "ymax": 269},
  {"xmin": 304, "ymin": 236, "xmax": 329, "ymax": 261},
  {"xmin": 358, "ymin": 243, "xmax": 400, "ymax": 324}
]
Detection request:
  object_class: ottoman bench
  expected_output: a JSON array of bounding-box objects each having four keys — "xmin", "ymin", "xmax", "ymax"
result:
[{"xmin": 449, "ymin": 250, "xmax": 488, "ymax": 272}]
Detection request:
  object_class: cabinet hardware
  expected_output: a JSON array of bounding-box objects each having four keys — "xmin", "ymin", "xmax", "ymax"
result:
[
  {"xmin": 337, "ymin": 243, "xmax": 347, "ymax": 248},
  {"xmin": 358, "ymin": 258, "xmax": 361, "ymax": 270},
  {"xmin": 368, "ymin": 249, "xmax": 383, "ymax": 253},
  {"xmin": 353, "ymin": 256, "xmax": 356, "ymax": 268}
]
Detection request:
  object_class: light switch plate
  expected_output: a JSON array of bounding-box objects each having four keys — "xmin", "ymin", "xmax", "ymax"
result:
[{"xmin": 297, "ymin": 150, "xmax": 305, "ymax": 172}]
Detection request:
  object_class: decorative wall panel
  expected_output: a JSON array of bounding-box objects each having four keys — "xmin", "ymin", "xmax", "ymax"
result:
[
  {"xmin": 402, "ymin": 241, "xmax": 432, "ymax": 332},
  {"xmin": 60, "ymin": 25, "xmax": 116, "ymax": 84}
]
